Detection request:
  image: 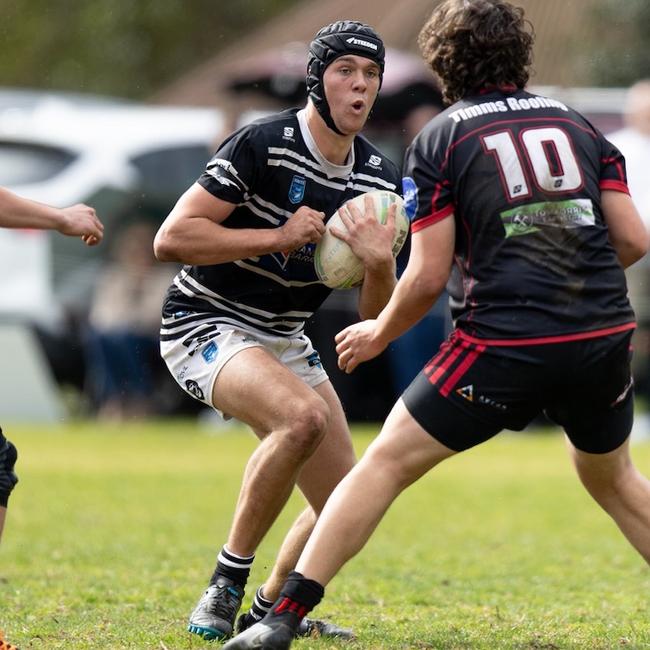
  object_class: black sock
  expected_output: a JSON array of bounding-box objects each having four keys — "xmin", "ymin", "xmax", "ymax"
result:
[
  {"xmin": 210, "ymin": 545, "xmax": 255, "ymax": 589},
  {"xmin": 249, "ymin": 586, "xmax": 274, "ymax": 621},
  {"xmin": 269, "ymin": 571, "xmax": 324, "ymax": 622}
]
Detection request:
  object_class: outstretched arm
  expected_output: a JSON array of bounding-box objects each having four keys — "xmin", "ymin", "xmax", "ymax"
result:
[
  {"xmin": 336, "ymin": 215, "xmax": 455, "ymax": 373},
  {"xmin": 0, "ymin": 187, "xmax": 103, "ymax": 245}
]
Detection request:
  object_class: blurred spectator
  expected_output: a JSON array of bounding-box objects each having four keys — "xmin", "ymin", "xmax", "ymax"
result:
[
  {"xmin": 608, "ymin": 80, "xmax": 650, "ymax": 402},
  {"xmin": 84, "ymin": 220, "xmax": 175, "ymax": 419}
]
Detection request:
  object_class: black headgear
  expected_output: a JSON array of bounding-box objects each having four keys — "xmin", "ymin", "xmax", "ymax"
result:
[{"xmin": 307, "ymin": 21, "xmax": 385, "ymax": 135}]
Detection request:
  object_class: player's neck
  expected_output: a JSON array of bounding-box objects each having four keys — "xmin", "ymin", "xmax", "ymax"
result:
[{"xmin": 305, "ymin": 103, "xmax": 355, "ymax": 166}]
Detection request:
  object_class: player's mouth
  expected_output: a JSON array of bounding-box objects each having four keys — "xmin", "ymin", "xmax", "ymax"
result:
[{"xmin": 350, "ymin": 99, "xmax": 366, "ymax": 114}]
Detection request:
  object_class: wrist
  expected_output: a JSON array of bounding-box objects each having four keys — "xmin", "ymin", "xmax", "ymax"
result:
[
  {"xmin": 51, "ymin": 207, "xmax": 67, "ymax": 233},
  {"xmin": 363, "ymin": 256, "xmax": 396, "ymax": 277}
]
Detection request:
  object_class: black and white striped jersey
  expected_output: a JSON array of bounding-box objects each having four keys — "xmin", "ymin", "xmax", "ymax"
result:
[{"xmin": 161, "ymin": 108, "xmax": 400, "ymax": 341}]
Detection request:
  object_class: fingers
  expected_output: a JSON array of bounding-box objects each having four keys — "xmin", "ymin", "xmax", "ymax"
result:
[
  {"xmin": 82, "ymin": 234, "xmax": 101, "ymax": 246},
  {"xmin": 386, "ymin": 203, "xmax": 397, "ymax": 227},
  {"xmin": 335, "ymin": 327, "xmax": 357, "ymax": 374}
]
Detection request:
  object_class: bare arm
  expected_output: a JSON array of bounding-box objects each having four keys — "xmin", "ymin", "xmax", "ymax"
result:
[
  {"xmin": 153, "ymin": 183, "xmax": 326, "ymax": 265},
  {"xmin": 330, "ymin": 195, "xmax": 397, "ymax": 319},
  {"xmin": 335, "ymin": 216, "xmax": 455, "ymax": 373},
  {"xmin": 0, "ymin": 187, "xmax": 103, "ymax": 245},
  {"xmin": 602, "ymin": 190, "xmax": 649, "ymax": 268}
]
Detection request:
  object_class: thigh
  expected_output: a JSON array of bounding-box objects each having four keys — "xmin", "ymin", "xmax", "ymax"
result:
[
  {"xmin": 160, "ymin": 322, "xmax": 267, "ymax": 413},
  {"xmin": 294, "ymin": 380, "xmax": 356, "ymax": 512},
  {"xmin": 213, "ymin": 345, "xmax": 326, "ymax": 432},
  {"xmin": 362, "ymin": 398, "xmax": 458, "ymax": 486}
]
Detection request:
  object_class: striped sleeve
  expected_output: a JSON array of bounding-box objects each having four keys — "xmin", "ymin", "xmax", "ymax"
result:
[
  {"xmin": 403, "ymin": 128, "xmax": 455, "ymax": 233},
  {"xmin": 600, "ymin": 136, "xmax": 629, "ymax": 195}
]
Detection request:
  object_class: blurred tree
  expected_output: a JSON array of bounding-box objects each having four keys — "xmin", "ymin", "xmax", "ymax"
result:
[
  {"xmin": 586, "ymin": 0, "xmax": 650, "ymax": 86},
  {"xmin": 0, "ymin": 0, "xmax": 300, "ymax": 98}
]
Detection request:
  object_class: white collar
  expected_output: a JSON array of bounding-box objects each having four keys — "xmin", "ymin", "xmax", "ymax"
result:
[{"xmin": 296, "ymin": 108, "xmax": 354, "ymax": 179}]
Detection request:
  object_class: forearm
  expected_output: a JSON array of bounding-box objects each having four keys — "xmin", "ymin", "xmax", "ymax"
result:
[
  {"xmin": 374, "ymin": 270, "xmax": 444, "ymax": 346},
  {"xmin": 0, "ymin": 188, "xmax": 64, "ymax": 231},
  {"xmin": 154, "ymin": 218, "xmax": 288, "ymax": 265},
  {"xmin": 357, "ymin": 259, "xmax": 396, "ymax": 319}
]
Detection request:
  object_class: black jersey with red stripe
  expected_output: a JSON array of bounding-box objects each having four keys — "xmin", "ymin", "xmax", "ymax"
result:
[{"xmin": 402, "ymin": 87, "xmax": 634, "ymax": 342}]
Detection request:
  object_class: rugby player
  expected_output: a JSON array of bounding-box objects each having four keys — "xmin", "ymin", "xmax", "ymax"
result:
[
  {"xmin": 153, "ymin": 21, "xmax": 401, "ymax": 642},
  {"xmin": 224, "ymin": 1, "xmax": 650, "ymax": 648},
  {"xmin": 0, "ymin": 188, "xmax": 103, "ymax": 544}
]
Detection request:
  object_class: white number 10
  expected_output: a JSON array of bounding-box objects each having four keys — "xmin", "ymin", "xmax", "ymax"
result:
[{"xmin": 482, "ymin": 127, "xmax": 583, "ymax": 200}]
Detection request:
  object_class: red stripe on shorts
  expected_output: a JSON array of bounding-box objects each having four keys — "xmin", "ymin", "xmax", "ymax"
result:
[
  {"xmin": 426, "ymin": 336, "xmax": 469, "ymax": 387},
  {"xmin": 439, "ymin": 342, "xmax": 486, "ymax": 397}
]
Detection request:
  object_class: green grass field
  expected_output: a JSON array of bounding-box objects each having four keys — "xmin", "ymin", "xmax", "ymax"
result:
[{"xmin": 1, "ymin": 421, "xmax": 649, "ymax": 649}]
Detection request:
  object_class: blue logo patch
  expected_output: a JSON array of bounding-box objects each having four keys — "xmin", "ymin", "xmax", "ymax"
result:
[
  {"xmin": 402, "ymin": 176, "xmax": 419, "ymax": 221},
  {"xmin": 288, "ymin": 175, "xmax": 306, "ymax": 204},
  {"xmin": 306, "ymin": 351, "xmax": 323, "ymax": 370},
  {"xmin": 201, "ymin": 341, "xmax": 219, "ymax": 363}
]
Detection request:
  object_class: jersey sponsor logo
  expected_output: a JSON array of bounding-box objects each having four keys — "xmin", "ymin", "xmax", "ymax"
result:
[
  {"xmin": 201, "ymin": 341, "xmax": 219, "ymax": 363},
  {"xmin": 500, "ymin": 198, "xmax": 595, "ymax": 238},
  {"xmin": 402, "ymin": 176, "xmax": 418, "ymax": 220},
  {"xmin": 185, "ymin": 379, "xmax": 205, "ymax": 401},
  {"xmin": 288, "ymin": 175, "xmax": 306, "ymax": 204},
  {"xmin": 283, "ymin": 127, "xmax": 294, "ymax": 138},
  {"xmin": 270, "ymin": 243, "xmax": 315, "ymax": 270},
  {"xmin": 345, "ymin": 36, "xmax": 378, "ymax": 50},
  {"xmin": 448, "ymin": 96, "xmax": 569, "ymax": 124}
]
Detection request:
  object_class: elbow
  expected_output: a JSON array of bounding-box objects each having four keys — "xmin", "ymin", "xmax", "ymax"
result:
[
  {"xmin": 624, "ymin": 229, "xmax": 650, "ymax": 267},
  {"xmin": 153, "ymin": 228, "xmax": 179, "ymax": 263}
]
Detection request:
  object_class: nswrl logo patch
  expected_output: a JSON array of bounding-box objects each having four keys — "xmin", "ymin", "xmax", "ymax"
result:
[{"xmin": 288, "ymin": 175, "xmax": 306, "ymax": 204}]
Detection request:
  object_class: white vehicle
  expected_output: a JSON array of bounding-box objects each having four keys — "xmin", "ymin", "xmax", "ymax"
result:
[{"xmin": 0, "ymin": 88, "xmax": 224, "ymax": 319}]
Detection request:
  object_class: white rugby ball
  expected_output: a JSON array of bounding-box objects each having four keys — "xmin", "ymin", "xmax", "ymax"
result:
[{"xmin": 314, "ymin": 190, "xmax": 409, "ymax": 289}]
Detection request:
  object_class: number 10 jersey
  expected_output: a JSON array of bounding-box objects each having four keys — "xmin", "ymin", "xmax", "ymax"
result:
[{"xmin": 403, "ymin": 87, "xmax": 635, "ymax": 343}]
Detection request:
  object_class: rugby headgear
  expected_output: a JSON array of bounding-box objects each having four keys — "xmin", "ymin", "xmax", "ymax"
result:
[{"xmin": 307, "ymin": 21, "xmax": 385, "ymax": 135}]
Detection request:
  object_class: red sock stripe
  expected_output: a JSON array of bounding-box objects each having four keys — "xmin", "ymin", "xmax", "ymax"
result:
[
  {"xmin": 274, "ymin": 597, "xmax": 307, "ymax": 619},
  {"xmin": 274, "ymin": 597, "xmax": 291, "ymax": 614}
]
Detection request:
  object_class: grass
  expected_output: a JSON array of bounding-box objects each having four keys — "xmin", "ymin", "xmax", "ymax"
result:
[{"xmin": 1, "ymin": 420, "xmax": 649, "ymax": 649}]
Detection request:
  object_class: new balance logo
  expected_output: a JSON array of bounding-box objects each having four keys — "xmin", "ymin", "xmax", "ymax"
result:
[{"xmin": 346, "ymin": 36, "xmax": 378, "ymax": 51}]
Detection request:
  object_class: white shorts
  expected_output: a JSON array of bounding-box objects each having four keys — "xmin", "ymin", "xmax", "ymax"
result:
[{"xmin": 160, "ymin": 321, "xmax": 329, "ymax": 417}]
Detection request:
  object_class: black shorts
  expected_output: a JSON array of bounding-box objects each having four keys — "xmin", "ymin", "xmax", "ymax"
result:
[
  {"xmin": 0, "ymin": 426, "xmax": 19, "ymax": 507},
  {"xmin": 402, "ymin": 329, "xmax": 634, "ymax": 454}
]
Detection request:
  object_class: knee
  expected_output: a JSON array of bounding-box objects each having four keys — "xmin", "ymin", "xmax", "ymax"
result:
[
  {"xmin": 578, "ymin": 457, "xmax": 635, "ymax": 508},
  {"xmin": 283, "ymin": 396, "xmax": 330, "ymax": 458}
]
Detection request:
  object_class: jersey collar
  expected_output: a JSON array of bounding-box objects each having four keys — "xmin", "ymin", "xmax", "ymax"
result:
[{"xmin": 297, "ymin": 108, "xmax": 355, "ymax": 179}]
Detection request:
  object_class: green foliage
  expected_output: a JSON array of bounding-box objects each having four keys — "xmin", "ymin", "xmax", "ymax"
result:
[
  {"xmin": 587, "ymin": 0, "xmax": 650, "ymax": 86},
  {"xmin": 2, "ymin": 422, "xmax": 650, "ymax": 648},
  {"xmin": 0, "ymin": 0, "xmax": 299, "ymax": 99}
]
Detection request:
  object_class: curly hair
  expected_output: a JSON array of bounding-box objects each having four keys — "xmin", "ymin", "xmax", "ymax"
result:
[{"xmin": 418, "ymin": 0, "xmax": 535, "ymax": 104}]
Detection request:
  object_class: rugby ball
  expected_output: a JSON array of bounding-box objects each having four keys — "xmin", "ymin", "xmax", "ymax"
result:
[{"xmin": 314, "ymin": 190, "xmax": 409, "ymax": 289}]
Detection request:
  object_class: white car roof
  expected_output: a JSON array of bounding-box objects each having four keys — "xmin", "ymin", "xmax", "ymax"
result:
[{"xmin": 0, "ymin": 90, "xmax": 224, "ymax": 154}]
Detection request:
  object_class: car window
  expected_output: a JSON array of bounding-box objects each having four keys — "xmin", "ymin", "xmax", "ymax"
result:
[
  {"xmin": 130, "ymin": 145, "xmax": 211, "ymax": 205},
  {"xmin": 0, "ymin": 141, "xmax": 75, "ymax": 185}
]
